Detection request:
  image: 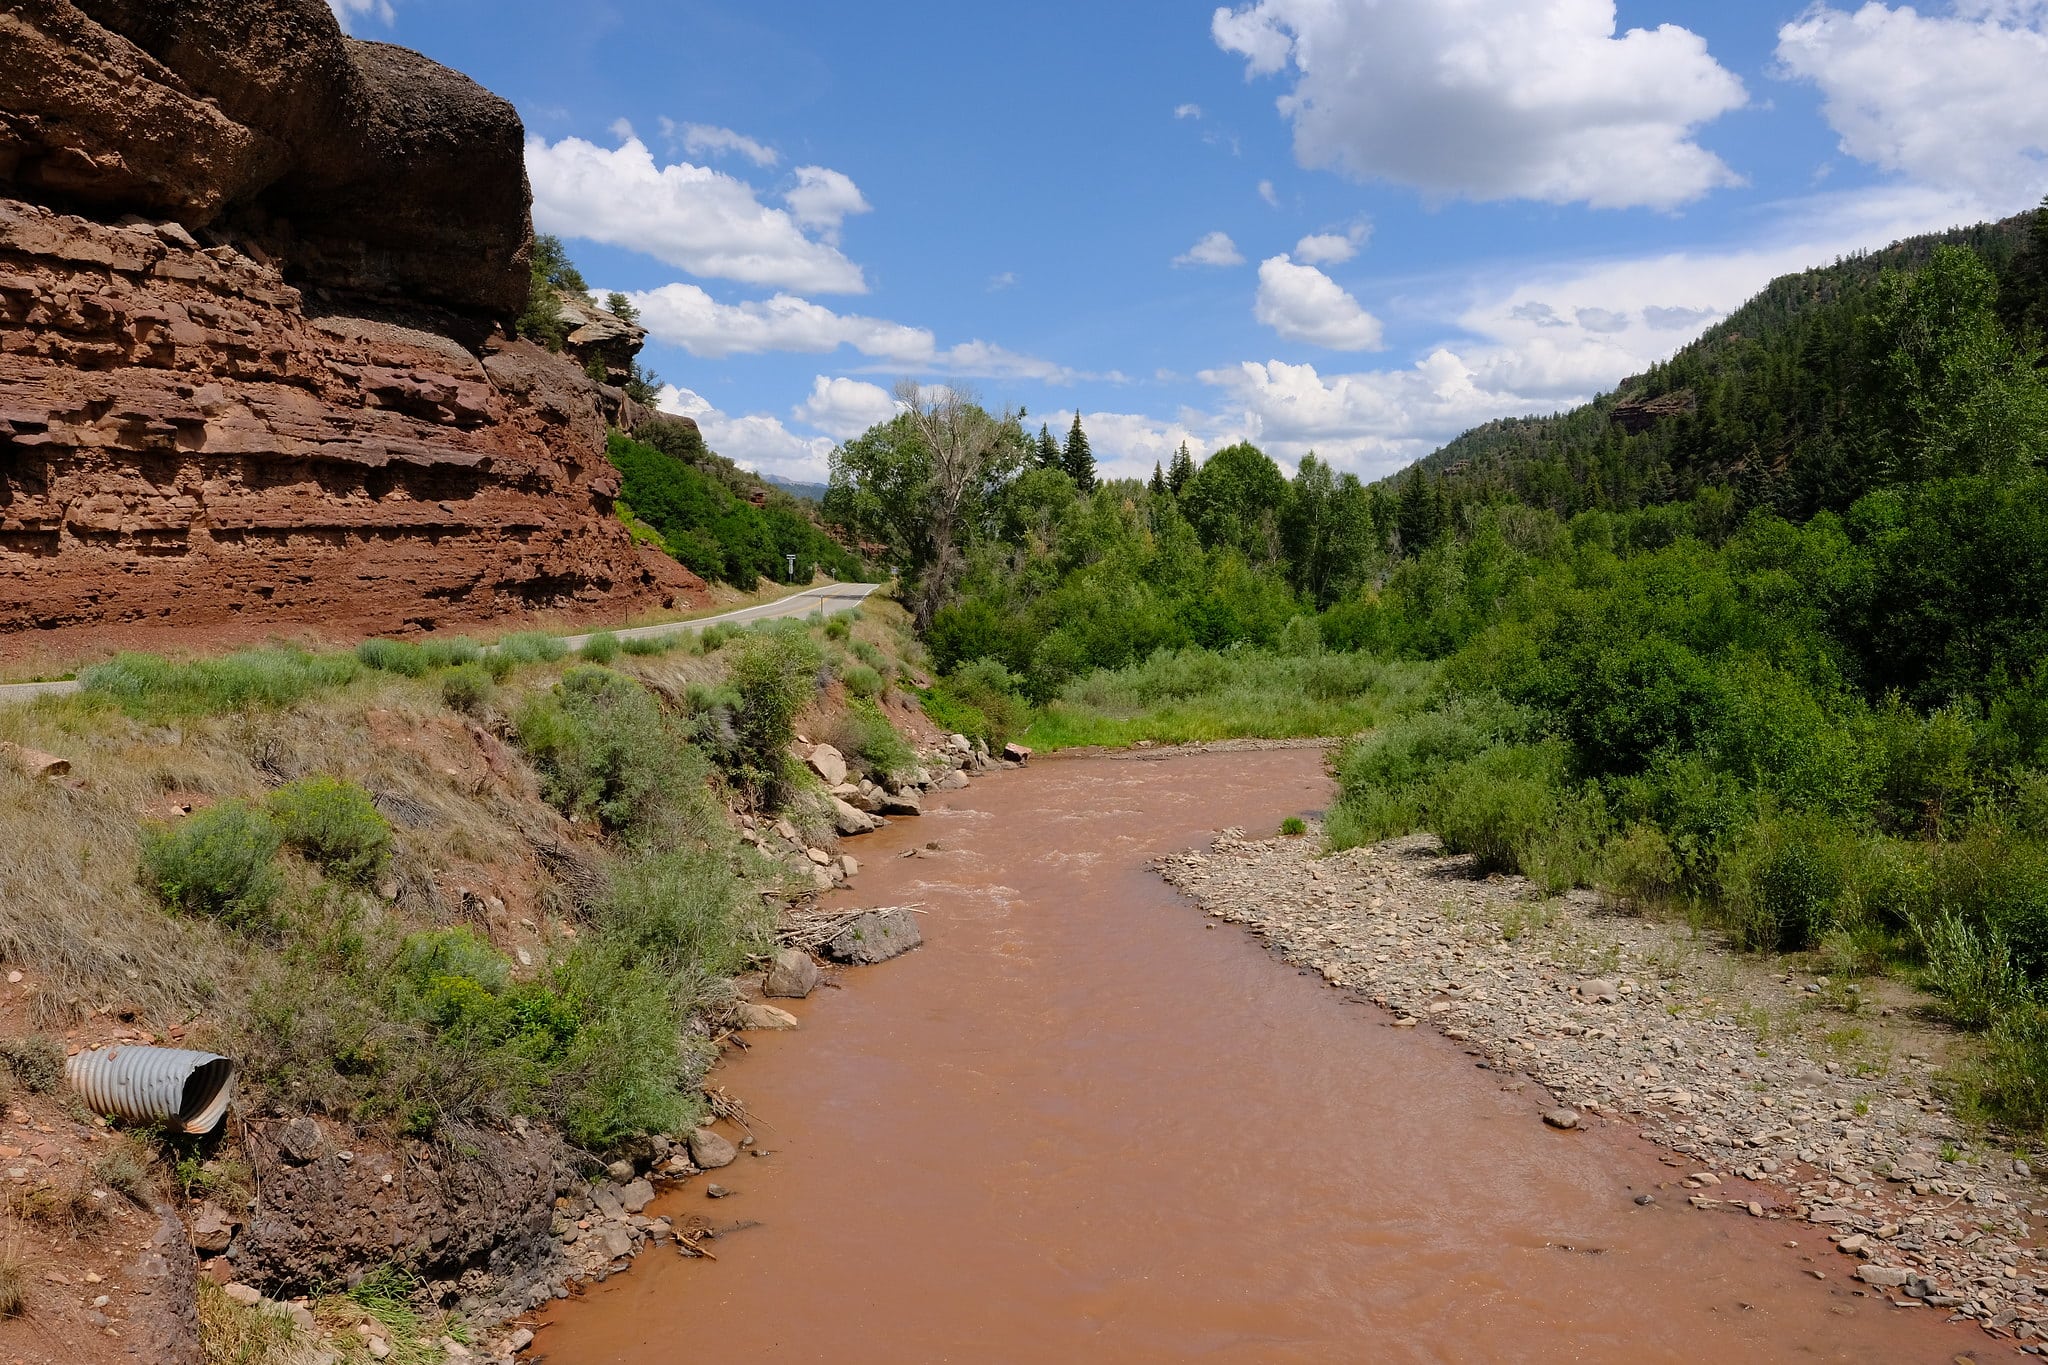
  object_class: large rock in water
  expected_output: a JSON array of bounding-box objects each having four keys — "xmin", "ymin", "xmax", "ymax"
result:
[
  {"xmin": 0, "ymin": 4, "xmax": 705, "ymax": 658},
  {"xmin": 0, "ymin": 0, "xmax": 531, "ymax": 318},
  {"xmin": 821, "ymin": 908, "xmax": 923, "ymax": 965}
]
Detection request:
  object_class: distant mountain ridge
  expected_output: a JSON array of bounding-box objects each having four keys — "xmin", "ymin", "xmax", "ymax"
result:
[
  {"xmin": 1396, "ymin": 210, "xmax": 2045, "ymax": 519},
  {"xmin": 764, "ymin": 474, "xmax": 831, "ymax": 503}
]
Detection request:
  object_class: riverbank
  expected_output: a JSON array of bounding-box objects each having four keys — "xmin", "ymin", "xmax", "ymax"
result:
[{"xmin": 1161, "ymin": 823, "xmax": 2048, "ymax": 1347}]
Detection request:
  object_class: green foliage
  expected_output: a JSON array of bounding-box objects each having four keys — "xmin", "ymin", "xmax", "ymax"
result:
[
  {"xmin": 1279, "ymin": 817, "xmax": 1307, "ymax": 837},
  {"xmin": 580, "ymin": 631, "xmax": 621, "ymax": 665},
  {"xmin": 440, "ymin": 662, "xmax": 496, "ymax": 715},
  {"xmin": 517, "ymin": 234, "xmax": 589, "ymax": 349},
  {"xmin": 609, "ymin": 432, "xmax": 861, "ymax": 586},
  {"xmin": 826, "ymin": 697, "xmax": 915, "ymax": 779},
  {"xmin": 82, "ymin": 648, "xmax": 360, "ymax": 719},
  {"xmin": 495, "ymin": 631, "xmax": 568, "ymax": 666},
  {"xmin": 140, "ymin": 801, "xmax": 284, "ymax": 927},
  {"xmin": 839, "ymin": 662, "xmax": 883, "ymax": 699},
  {"xmin": 356, "ymin": 638, "xmax": 430, "ymax": 677},
  {"xmin": 516, "ymin": 667, "xmax": 718, "ymax": 846},
  {"xmin": 266, "ymin": 776, "xmax": 392, "ymax": 885},
  {"xmin": 701, "ymin": 626, "xmax": 823, "ymax": 802}
]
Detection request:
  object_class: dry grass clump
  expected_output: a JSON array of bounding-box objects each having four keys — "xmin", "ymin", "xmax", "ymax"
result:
[
  {"xmin": 197, "ymin": 1279, "xmax": 324, "ymax": 1365},
  {"xmin": 94, "ymin": 1138, "xmax": 158, "ymax": 1207},
  {"xmin": 5, "ymin": 1172, "xmax": 106, "ymax": 1235},
  {"xmin": 0, "ymin": 1035, "xmax": 63, "ymax": 1093},
  {"xmin": 0, "ymin": 1244, "xmax": 30, "ymax": 1319}
]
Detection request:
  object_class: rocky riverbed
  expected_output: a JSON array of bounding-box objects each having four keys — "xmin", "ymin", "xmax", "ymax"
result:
[{"xmin": 1160, "ymin": 826, "xmax": 2048, "ymax": 1349}]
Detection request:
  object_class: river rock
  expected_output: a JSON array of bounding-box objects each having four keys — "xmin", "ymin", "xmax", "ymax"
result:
[
  {"xmin": 938, "ymin": 770, "xmax": 969, "ymax": 791},
  {"xmin": 1542, "ymin": 1109, "xmax": 1580, "ymax": 1130},
  {"xmin": 619, "ymin": 1179, "xmax": 656, "ymax": 1214},
  {"xmin": 948, "ymin": 733, "xmax": 972, "ymax": 753},
  {"xmin": 1856, "ymin": 1265, "xmax": 1911, "ymax": 1288},
  {"xmin": 735, "ymin": 1001, "xmax": 800, "ymax": 1031},
  {"xmin": 1576, "ymin": 979, "xmax": 1621, "ymax": 1004},
  {"xmin": 687, "ymin": 1128, "xmax": 737, "ymax": 1170},
  {"xmin": 821, "ymin": 908, "xmax": 922, "ymax": 965},
  {"xmin": 879, "ymin": 790, "xmax": 923, "ymax": 817},
  {"xmin": 808, "ymin": 744, "xmax": 848, "ymax": 787},
  {"xmin": 763, "ymin": 948, "xmax": 821, "ymax": 999},
  {"xmin": 597, "ymin": 1226, "xmax": 634, "ymax": 1260},
  {"xmin": 222, "ymin": 1282, "xmax": 262, "ymax": 1307},
  {"xmin": 1003, "ymin": 743, "xmax": 1034, "ymax": 763},
  {"xmin": 832, "ymin": 797, "xmax": 879, "ymax": 835}
]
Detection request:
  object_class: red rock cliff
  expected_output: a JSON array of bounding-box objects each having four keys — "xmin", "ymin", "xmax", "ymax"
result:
[{"xmin": 0, "ymin": 0, "xmax": 703, "ymax": 664}]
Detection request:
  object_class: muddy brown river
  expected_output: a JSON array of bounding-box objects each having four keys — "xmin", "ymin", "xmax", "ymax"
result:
[{"xmin": 539, "ymin": 748, "xmax": 1975, "ymax": 1363}]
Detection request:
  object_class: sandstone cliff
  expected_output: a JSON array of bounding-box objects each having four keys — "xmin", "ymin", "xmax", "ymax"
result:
[{"xmin": 0, "ymin": 0, "xmax": 704, "ymax": 665}]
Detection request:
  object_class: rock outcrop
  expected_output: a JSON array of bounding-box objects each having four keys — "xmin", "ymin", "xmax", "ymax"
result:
[
  {"xmin": 0, "ymin": 0, "xmax": 706, "ymax": 661},
  {"xmin": 1, "ymin": 0, "xmax": 531, "ymax": 318}
]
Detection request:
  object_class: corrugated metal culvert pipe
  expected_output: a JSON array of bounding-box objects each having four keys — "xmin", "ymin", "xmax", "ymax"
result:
[{"xmin": 65, "ymin": 1045, "xmax": 236, "ymax": 1134}]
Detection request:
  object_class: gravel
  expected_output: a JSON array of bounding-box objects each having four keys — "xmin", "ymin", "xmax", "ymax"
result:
[{"xmin": 1159, "ymin": 826, "xmax": 2048, "ymax": 1343}]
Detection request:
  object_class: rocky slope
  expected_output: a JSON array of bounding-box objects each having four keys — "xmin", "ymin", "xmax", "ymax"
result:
[{"xmin": 0, "ymin": 0, "xmax": 703, "ymax": 666}]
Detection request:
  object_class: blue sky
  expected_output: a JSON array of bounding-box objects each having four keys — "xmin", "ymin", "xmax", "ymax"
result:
[{"xmin": 331, "ymin": 0, "xmax": 2048, "ymax": 483}]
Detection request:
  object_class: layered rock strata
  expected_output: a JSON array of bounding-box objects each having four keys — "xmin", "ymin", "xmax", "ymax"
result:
[
  {"xmin": 0, "ymin": 0, "xmax": 704, "ymax": 660},
  {"xmin": 0, "ymin": 202, "xmax": 701, "ymax": 657}
]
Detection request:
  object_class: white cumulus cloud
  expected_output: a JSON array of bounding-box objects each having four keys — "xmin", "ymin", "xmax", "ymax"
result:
[
  {"xmin": 784, "ymin": 166, "xmax": 872, "ymax": 243},
  {"xmin": 1294, "ymin": 224, "xmax": 1369, "ymax": 265},
  {"xmin": 1173, "ymin": 231, "xmax": 1246, "ymax": 268},
  {"xmin": 656, "ymin": 386, "xmax": 837, "ymax": 482},
  {"xmin": 793, "ymin": 376, "xmax": 902, "ymax": 440},
  {"xmin": 1175, "ymin": 103, "xmax": 1205, "ymax": 120},
  {"xmin": 1254, "ymin": 255, "xmax": 1385, "ymax": 350},
  {"xmin": 1213, "ymin": 0, "xmax": 1748, "ymax": 210},
  {"xmin": 1775, "ymin": 1, "xmax": 2048, "ymax": 205},
  {"xmin": 627, "ymin": 284, "xmax": 1081, "ymax": 382},
  {"xmin": 526, "ymin": 134, "xmax": 867, "ymax": 294},
  {"xmin": 675, "ymin": 123, "xmax": 780, "ymax": 167}
]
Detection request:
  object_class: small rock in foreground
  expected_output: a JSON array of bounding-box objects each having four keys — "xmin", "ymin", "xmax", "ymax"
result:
[
  {"xmin": 763, "ymin": 947, "xmax": 822, "ymax": 999},
  {"xmin": 1542, "ymin": 1109, "xmax": 1580, "ymax": 1131},
  {"xmin": 687, "ymin": 1128, "xmax": 737, "ymax": 1170}
]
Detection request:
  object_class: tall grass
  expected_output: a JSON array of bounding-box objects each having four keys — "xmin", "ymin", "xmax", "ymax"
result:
[{"xmin": 82, "ymin": 648, "xmax": 360, "ymax": 719}]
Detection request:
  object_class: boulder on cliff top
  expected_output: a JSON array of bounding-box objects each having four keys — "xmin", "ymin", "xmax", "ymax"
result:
[{"xmin": 0, "ymin": 0, "xmax": 531, "ymax": 319}]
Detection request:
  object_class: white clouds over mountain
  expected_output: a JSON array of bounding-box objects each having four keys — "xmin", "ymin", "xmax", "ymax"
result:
[
  {"xmin": 526, "ymin": 134, "xmax": 867, "ymax": 293},
  {"xmin": 1776, "ymin": 1, "xmax": 2048, "ymax": 206},
  {"xmin": 1212, "ymin": 0, "xmax": 1747, "ymax": 210},
  {"xmin": 1253, "ymin": 255, "xmax": 1384, "ymax": 350}
]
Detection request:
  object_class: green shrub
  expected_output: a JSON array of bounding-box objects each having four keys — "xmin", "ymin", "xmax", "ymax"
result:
[
  {"xmin": 497, "ymin": 631, "xmax": 568, "ymax": 666},
  {"xmin": 700, "ymin": 622, "xmax": 739, "ymax": 652},
  {"xmin": 714, "ymin": 626, "xmax": 823, "ymax": 802},
  {"xmin": 356, "ymin": 638, "xmax": 430, "ymax": 678},
  {"xmin": 140, "ymin": 801, "xmax": 284, "ymax": 926},
  {"xmin": 825, "ymin": 697, "xmax": 915, "ymax": 780},
  {"xmin": 1280, "ymin": 817, "xmax": 1307, "ymax": 836},
  {"xmin": 1975, "ymin": 1002, "xmax": 2048, "ymax": 1136},
  {"xmin": 515, "ymin": 667, "xmax": 716, "ymax": 845},
  {"xmin": 266, "ymin": 776, "xmax": 391, "ymax": 884},
  {"xmin": 580, "ymin": 632, "xmax": 621, "ymax": 665},
  {"xmin": 620, "ymin": 632, "xmax": 678, "ymax": 657},
  {"xmin": 852, "ymin": 639, "xmax": 886, "ymax": 671},
  {"xmin": 840, "ymin": 662, "xmax": 883, "ymax": 699},
  {"xmin": 825, "ymin": 616, "xmax": 852, "ymax": 642},
  {"xmin": 0, "ymin": 1036, "xmax": 64, "ymax": 1094},
  {"xmin": 549, "ymin": 938, "xmax": 699, "ymax": 1150},
  {"xmin": 1599, "ymin": 824, "xmax": 1683, "ymax": 907},
  {"xmin": 82, "ymin": 648, "xmax": 359, "ymax": 719},
  {"xmin": 1918, "ymin": 910, "xmax": 2029, "ymax": 1027},
  {"xmin": 420, "ymin": 636, "xmax": 482, "ymax": 669},
  {"xmin": 440, "ymin": 663, "xmax": 496, "ymax": 715},
  {"xmin": 598, "ymin": 850, "xmax": 770, "ymax": 980},
  {"xmin": 1722, "ymin": 812, "xmax": 1857, "ymax": 952}
]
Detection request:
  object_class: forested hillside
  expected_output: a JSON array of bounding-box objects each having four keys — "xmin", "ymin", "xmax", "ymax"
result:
[
  {"xmin": 825, "ymin": 199, "xmax": 2048, "ymax": 1135},
  {"xmin": 1414, "ymin": 205, "xmax": 2048, "ymax": 521}
]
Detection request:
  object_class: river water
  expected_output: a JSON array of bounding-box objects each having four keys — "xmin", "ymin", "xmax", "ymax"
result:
[{"xmin": 539, "ymin": 748, "xmax": 1974, "ymax": 1363}]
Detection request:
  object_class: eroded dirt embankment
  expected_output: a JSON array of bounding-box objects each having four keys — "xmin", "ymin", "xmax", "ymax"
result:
[{"xmin": 533, "ymin": 747, "xmax": 1985, "ymax": 1364}]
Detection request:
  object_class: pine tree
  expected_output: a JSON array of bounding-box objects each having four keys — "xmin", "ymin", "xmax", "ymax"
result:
[
  {"xmin": 1035, "ymin": 424, "xmax": 1062, "ymax": 470},
  {"xmin": 1167, "ymin": 441, "xmax": 1194, "ymax": 496},
  {"xmin": 1149, "ymin": 461, "xmax": 1166, "ymax": 496},
  {"xmin": 1063, "ymin": 412, "xmax": 1096, "ymax": 492}
]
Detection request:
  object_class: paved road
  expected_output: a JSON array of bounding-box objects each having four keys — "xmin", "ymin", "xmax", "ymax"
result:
[{"xmin": 0, "ymin": 582, "xmax": 880, "ymax": 709}]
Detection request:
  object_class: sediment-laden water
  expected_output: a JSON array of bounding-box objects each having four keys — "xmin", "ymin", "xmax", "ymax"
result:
[{"xmin": 540, "ymin": 748, "xmax": 1970, "ymax": 1363}]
